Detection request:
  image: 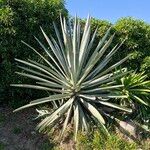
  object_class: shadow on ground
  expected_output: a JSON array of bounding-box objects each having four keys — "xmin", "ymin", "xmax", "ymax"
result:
[{"xmin": 0, "ymin": 107, "xmax": 53, "ymax": 150}]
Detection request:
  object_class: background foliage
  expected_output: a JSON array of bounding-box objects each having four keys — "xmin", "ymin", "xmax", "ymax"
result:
[
  {"xmin": 114, "ymin": 17, "xmax": 150, "ymax": 73},
  {"xmin": 0, "ymin": 0, "xmax": 68, "ymax": 106}
]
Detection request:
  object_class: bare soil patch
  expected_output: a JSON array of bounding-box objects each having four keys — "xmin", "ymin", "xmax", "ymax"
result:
[{"xmin": 0, "ymin": 107, "xmax": 52, "ymax": 150}]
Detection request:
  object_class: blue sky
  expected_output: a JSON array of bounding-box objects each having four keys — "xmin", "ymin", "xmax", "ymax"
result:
[{"xmin": 66, "ymin": 0, "xmax": 150, "ymax": 23}]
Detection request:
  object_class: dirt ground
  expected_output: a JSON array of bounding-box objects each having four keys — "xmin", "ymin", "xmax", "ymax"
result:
[
  {"xmin": 0, "ymin": 106, "xmax": 149, "ymax": 150},
  {"xmin": 0, "ymin": 106, "xmax": 53, "ymax": 150}
]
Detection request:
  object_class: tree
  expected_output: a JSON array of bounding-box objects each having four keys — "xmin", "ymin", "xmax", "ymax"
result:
[{"xmin": 0, "ymin": 0, "xmax": 68, "ymax": 106}]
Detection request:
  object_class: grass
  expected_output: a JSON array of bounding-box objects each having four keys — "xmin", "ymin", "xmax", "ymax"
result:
[
  {"xmin": 39, "ymin": 139, "xmax": 55, "ymax": 150},
  {"xmin": 139, "ymin": 139, "xmax": 150, "ymax": 150},
  {"xmin": 0, "ymin": 114, "xmax": 5, "ymax": 124},
  {"xmin": 12, "ymin": 127, "xmax": 22, "ymax": 135},
  {"xmin": 0, "ymin": 142, "xmax": 5, "ymax": 150},
  {"xmin": 39, "ymin": 126, "xmax": 149, "ymax": 150},
  {"xmin": 76, "ymin": 130, "xmax": 138, "ymax": 150}
]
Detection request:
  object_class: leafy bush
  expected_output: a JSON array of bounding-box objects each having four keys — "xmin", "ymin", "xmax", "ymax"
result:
[
  {"xmin": 114, "ymin": 17, "xmax": 150, "ymax": 73},
  {"xmin": 0, "ymin": 0, "xmax": 68, "ymax": 106},
  {"xmin": 141, "ymin": 56, "xmax": 150, "ymax": 76},
  {"xmin": 12, "ymin": 16, "xmax": 132, "ymax": 140},
  {"xmin": 89, "ymin": 18, "xmax": 112, "ymax": 37}
]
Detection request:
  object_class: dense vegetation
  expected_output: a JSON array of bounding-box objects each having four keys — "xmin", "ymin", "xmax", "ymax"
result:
[{"xmin": 0, "ymin": 0, "xmax": 68, "ymax": 106}]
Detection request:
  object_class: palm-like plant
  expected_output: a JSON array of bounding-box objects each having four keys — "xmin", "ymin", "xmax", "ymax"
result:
[
  {"xmin": 116, "ymin": 72, "xmax": 150, "ymax": 106},
  {"xmin": 12, "ymin": 16, "xmax": 132, "ymax": 140},
  {"xmin": 115, "ymin": 72, "xmax": 150, "ymax": 123}
]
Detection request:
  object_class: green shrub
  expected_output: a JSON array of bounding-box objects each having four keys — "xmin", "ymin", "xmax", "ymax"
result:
[
  {"xmin": 141, "ymin": 56, "xmax": 150, "ymax": 76},
  {"xmin": 0, "ymin": 0, "xmax": 68, "ymax": 106},
  {"xmin": 114, "ymin": 17, "xmax": 150, "ymax": 72},
  {"xmin": 90, "ymin": 18, "xmax": 112, "ymax": 37}
]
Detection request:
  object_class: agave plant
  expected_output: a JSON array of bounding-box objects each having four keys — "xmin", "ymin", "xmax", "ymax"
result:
[
  {"xmin": 12, "ymin": 15, "xmax": 132, "ymax": 140},
  {"xmin": 115, "ymin": 72, "xmax": 150, "ymax": 123},
  {"xmin": 116, "ymin": 72, "xmax": 150, "ymax": 106}
]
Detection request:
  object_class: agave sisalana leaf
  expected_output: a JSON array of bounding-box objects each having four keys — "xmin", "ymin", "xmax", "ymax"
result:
[{"xmin": 12, "ymin": 15, "xmax": 132, "ymax": 140}]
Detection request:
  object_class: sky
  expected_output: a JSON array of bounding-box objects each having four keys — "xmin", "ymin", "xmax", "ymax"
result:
[{"xmin": 66, "ymin": 0, "xmax": 150, "ymax": 23}]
